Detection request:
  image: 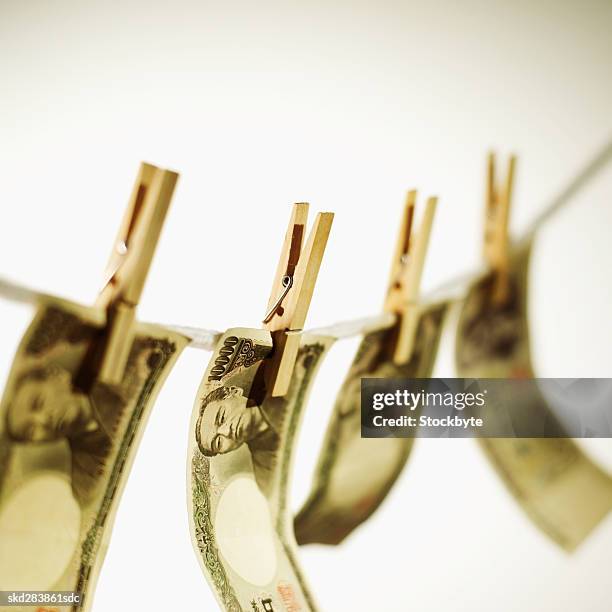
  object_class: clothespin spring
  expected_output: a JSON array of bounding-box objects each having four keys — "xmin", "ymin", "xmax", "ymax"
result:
[{"xmin": 262, "ymin": 275, "xmax": 293, "ymax": 324}]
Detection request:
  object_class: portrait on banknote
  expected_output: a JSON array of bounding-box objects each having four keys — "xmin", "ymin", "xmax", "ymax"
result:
[{"xmin": 195, "ymin": 382, "xmax": 283, "ymax": 496}]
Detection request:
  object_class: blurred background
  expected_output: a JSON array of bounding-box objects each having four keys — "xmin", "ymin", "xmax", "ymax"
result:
[{"xmin": 1, "ymin": 1, "xmax": 611, "ymax": 610}]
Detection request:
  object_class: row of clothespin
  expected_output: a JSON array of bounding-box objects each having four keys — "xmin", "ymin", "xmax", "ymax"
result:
[{"xmin": 86, "ymin": 154, "xmax": 516, "ymax": 396}]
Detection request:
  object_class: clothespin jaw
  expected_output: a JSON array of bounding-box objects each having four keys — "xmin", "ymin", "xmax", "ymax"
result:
[
  {"xmin": 263, "ymin": 203, "xmax": 334, "ymax": 396},
  {"xmin": 384, "ymin": 190, "xmax": 437, "ymax": 365},
  {"xmin": 94, "ymin": 162, "xmax": 178, "ymax": 385},
  {"xmin": 483, "ymin": 152, "xmax": 515, "ymax": 304}
]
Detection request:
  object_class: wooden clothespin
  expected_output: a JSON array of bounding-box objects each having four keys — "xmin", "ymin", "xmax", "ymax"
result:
[
  {"xmin": 483, "ymin": 152, "xmax": 515, "ymax": 305},
  {"xmin": 262, "ymin": 203, "xmax": 334, "ymax": 396},
  {"xmin": 93, "ymin": 162, "xmax": 178, "ymax": 385},
  {"xmin": 383, "ymin": 190, "xmax": 437, "ymax": 364}
]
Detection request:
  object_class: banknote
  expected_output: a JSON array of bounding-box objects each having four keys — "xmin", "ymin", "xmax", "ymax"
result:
[
  {"xmin": 456, "ymin": 243, "xmax": 612, "ymax": 551},
  {"xmin": 188, "ymin": 328, "xmax": 334, "ymax": 612},
  {"xmin": 0, "ymin": 297, "xmax": 187, "ymax": 611},
  {"xmin": 295, "ymin": 301, "xmax": 449, "ymax": 546}
]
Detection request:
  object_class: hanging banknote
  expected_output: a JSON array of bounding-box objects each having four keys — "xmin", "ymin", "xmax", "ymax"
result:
[
  {"xmin": 188, "ymin": 328, "xmax": 335, "ymax": 612},
  {"xmin": 0, "ymin": 297, "xmax": 187, "ymax": 611},
  {"xmin": 455, "ymin": 242, "xmax": 612, "ymax": 551},
  {"xmin": 295, "ymin": 301, "xmax": 449, "ymax": 546}
]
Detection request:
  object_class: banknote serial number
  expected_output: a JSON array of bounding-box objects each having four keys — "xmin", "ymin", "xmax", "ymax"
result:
[{"xmin": 0, "ymin": 591, "xmax": 82, "ymax": 606}]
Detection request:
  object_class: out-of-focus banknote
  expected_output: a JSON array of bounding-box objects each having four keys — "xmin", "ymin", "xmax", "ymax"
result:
[
  {"xmin": 295, "ymin": 301, "xmax": 449, "ymax": 546},
  {"xmin": 0, "ymin": 297, "xmax": 187, "ymax": 611},
  {"xmin": 456, "ymin": 243, "xmax": 612, "ymax": 551},
  {"xmin": 188, "ymin": 328, "xmax": 334, "ymax": 612}
]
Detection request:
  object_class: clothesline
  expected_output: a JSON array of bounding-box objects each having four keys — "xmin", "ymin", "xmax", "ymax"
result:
[{"xmin": 2, "ymin": 136, "xmax": 611, "ymax": 351}]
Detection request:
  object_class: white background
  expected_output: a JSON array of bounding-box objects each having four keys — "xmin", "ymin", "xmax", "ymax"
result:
[{"xmin": 1, "ymin": 1, "xmax": 612, "ymax": 610}]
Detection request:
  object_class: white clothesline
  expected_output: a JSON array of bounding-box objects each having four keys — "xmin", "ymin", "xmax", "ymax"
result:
[{"xmin": 2, "ymin": 136, "xmax": 611, "ymax": 351}]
